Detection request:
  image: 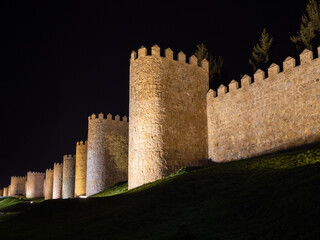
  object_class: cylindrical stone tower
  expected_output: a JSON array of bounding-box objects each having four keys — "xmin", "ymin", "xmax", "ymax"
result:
[
  {"xmin": 52, "ymin": 163, "xmax": 63, "ymax": 199},
  {"xmin": 62, "ymin": 154, "xmax": 76, "ymax": 199},
  {"xmin": 7, "ymin": 185, "xmax": 11, "ymax": 196},
  {"xmin": 0, "ymin": 188, "xmax": 2, "ymax": 196},
  {"xmin": 10, "ymin": 176, "xmax": 27, "ymax": 196},
  {"xmin": 75, "ymin": 141, "xmax": 87, "ymax": 197},
  {"xmin": 3, "ymin": 187, "xmax": 8, "ymax": 196},
  {"xmin": 44, "ymin": 169, "xmax": 53, "ymax": 200},
  {"xmin": 26, "ymin": 172, "xmax": 45, "ymax": 198},
  {"xmin": 86, "ymin": 113, "xmax": 128, "ymax": 196},
  {"xmin": 128, "ymin": 45, "xmax": 209, "ymax": 189}
]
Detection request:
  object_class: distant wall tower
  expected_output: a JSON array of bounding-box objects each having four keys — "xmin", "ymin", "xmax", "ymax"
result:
[
  {"xmin": 44, "ymin": 169, "xmax": 53, "ymax": 200},
  {"xmin": 7, "ymin": 185, "xmax": 11, "ymax": 196},
  {"xmin": 0, "ymin": 188, "xmax": 2, "ymax": 196},
  {"xmin": 62, "ymin": 154, "xmax": 76, "ymax": 199},
  {"xmin": 10, "ymin": 176, "xmax": 27, "ymax": 196},
  {"xmin": 75, "ymin": 141, "xmax": 87, "ymax": 197},
  {"xmin": 52, "ymin": 163, "xmax": 63, "ymax": 199},
  {"xmin": 3, "ymin": 187, "xmax": 8, "ymax": 196},
  {"xmin": 86, "ymin": 113, "xmax": 128, "ymax": 196},
  {"xmin": 26, "ymin": 172, "xmax": 45, "ymax": 198},
  {"xmin": 128, "ymin": 45, "xmax": 209, "ymax": 189}
]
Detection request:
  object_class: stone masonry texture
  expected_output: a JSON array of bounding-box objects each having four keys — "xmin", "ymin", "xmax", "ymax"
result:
[
  {"xmin": 44, "ymin": 169, "xmax": 53, "ymax": 200},
  {"xmin": 52, "ymin": 163, "xmax": 63, "ymax": 199},
  {"xmin": 62, "ymin": 155, "xmax": 76, "ymax": 199},
  {"xmin": 128, "ymin": 45, "xmax": 209, "ymax": 189},
  {"xmin": 10, "ymin": 176, "xmax": 26, "ymax": 195},
  {"xmin": 25, "ymin": 172, "xmax": 45, "ymax": 198},
  {"xmin": 207, "ymin": 48, "xmax": 320, "ymax": 162},
  {"xmin": 0, "ymin": 188, "xmax": 2, "ymax": 196},
  {"xmin": 75, "ymin": 141, "xmax": 87, "ymax": 197},
  {"xmin": 86, "ymin": 113, "xmax": 128, "ymax": 196}
]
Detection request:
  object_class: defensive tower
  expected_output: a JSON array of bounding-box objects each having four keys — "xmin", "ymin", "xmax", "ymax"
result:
[
  {"xmin": 44, "ymin": 168, "xmax": 53, "ymax": 200},
  {"xmin": 62, "ymin": 154, "xmax": 76, "ymax": 199},
  {"xmin": 75, "ymin": 141, "xmax": 87, "ymax": 197},
  {"xmin": 52, "ymin": 163, "xmax": 63, "ymax": 199},
  {"xmin": 7, "ymin": 185, "xmax": 11, "ymax": 196},
  {"xmin": 0, "ymin": 188, "xmax": 2, "ymax": 196},
  {"xmin": 3, "ymin": 187, "xmax": 8, "ymax": 196},
  {"xmin": 26, "ymin": 172, "xmax": 45, "ymax": 198},
  {"xmin": 10, "ymin": 176, "xmax": 27, "ymax": 196},
  {"xmin": 86, "ymin": 113, "xmax": 128, "ymax": 196},
  {"xmin": 128, "ymin": 45, "xmax": 209, "ymax": 189}
]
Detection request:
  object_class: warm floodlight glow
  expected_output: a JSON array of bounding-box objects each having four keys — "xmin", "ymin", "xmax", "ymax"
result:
[{"xmin": 79, "ymin": 195, "xmax": 87, "ymax": 199}]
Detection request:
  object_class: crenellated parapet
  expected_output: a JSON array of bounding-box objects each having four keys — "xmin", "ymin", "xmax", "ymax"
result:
[
  {"xmin": 207, "ymin": 47, "xmax": 320, "ymax": 162},
  {"xmin": 128, "ymin": 44, "xmax": 209, "ymax": 189}
]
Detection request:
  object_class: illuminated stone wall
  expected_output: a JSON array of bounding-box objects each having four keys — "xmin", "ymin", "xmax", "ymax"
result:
[
  {"xmin": 44, "ymin": 168, "xmax": 53, "ymax": 200},
  {"xmin": 207, "ymin": 48, "xmax": 320, "ymax": 162},
  {"xmin": 10, "ymin": 176, "xmax": 26, "ymax": 196},
  {"xmin": 52, "ymin": 163, "xmax": 63, "ymax": 199},
  {"xmin": 62, "ymin": 155, "xmax": 76, "ymax": 199},
  {"xmin": 128, "ymin": 45, "xmax": 209, "ymax": 189},
  {"xmin": 3, "ymin": 187, "xmax": 8, "ymax": 196},
  {"xmin": 0, "ymin": 188, "xmax": 2, "ymax": 196},
  {"xmin": 86, "ymin": 113, "xmax": 128, "ymax": 196},
  {"xmin": 25, "ymin": 172, "xmax": 45, "ymax": 198},
  {"xmin": 7, "ymin": 185, "xmax": 11, "ymax": 196},
  {"xmin": 75, "ymin": 141, "xmax": 87, "ymax": 197}
]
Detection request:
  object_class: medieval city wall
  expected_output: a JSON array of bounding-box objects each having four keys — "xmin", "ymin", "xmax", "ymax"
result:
[
  {"xmin": 3, "ymin": 187, "xmax": 8, "ymax": 196},
  {"xmin": 75, "ymin": 141, "xmax": 87, "ymax": 197},
  {"xmin": 128, "ymin": 45, "xmax": 209, "ymax": 189},
  {"xmin": 52, "ymin": 163, "xmax": 63, "ymax": 199},
  {"xmin": 44, "ymin": 169, "xmax": 53, "ymax": 200},
  {"xmin": 7, "ymin": 185, "xmax": 11, "ymax": 196},
  {"xmin": 62, "ymin": 154, "xmax": 76, "ymax": 199},
  {"xmin": 10, "ymin": 176, "xmax": 26, "ymax": 196},
  {"xmin": 25, "ymin": 172, "xmax": 45, "ymax": 198},
  {"xmin": 207, "ymin": 48, "xmax": 320, "ymax": 162},
  {"xmin": 86, "ymin": 113, "xmax": 128, "ymax": 196},
  {"xmin": 0, "ymin": 188, "xmax": 2, "ymax": 196}
]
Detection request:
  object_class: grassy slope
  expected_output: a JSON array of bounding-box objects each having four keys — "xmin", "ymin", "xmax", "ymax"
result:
[{"xmin": 1, "ymin": 145, "xmax": 320, "ymax": 240}]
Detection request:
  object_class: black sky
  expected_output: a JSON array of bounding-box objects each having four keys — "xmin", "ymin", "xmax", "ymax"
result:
[{"xmin": 0, "ymin": 1, "xmax": 308, "ymax": 187}]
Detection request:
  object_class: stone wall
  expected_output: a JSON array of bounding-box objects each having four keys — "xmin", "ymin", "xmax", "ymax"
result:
[
  {"xmin": 44, "ymin": 169, "xmax": 53, "ymax": 200},
  {"xmin": 207, "ymin": 48, "xmax": 320, "ymax": 162},
  {"xmin": 3, "ymin": 187, "xmax": 8, "ymax": 196},
  {"xmin": 75, "ymin": 141, "xmax": 87, "ymax": 197},
  {"xmin": 10, "ymin": 176, "xmax": 26, "ymax": 196},
  {"xmin": 52, "ymin": 163, "xmax": 63, "ymax": 199},
  {"xmin": 128, "ymin": 45, "xmax": 209, "ymax": 189},
  {"xmin": 86, "ymin": 113, "xmax": 128, "ymax": 196},
  {"xmin": 0, "ymin": 188, "xmax": 2, "ymax": 196},
  {"xmin": 26, "ymin": 172, "xmax": 45, "ymax": 198},
  {"xmin": 62, "ymin": 155, "xmax": 76, "ymax": 199},
  {"xmin": 7, "ymin": 185, "xmax": 11, "ymax": 196}
]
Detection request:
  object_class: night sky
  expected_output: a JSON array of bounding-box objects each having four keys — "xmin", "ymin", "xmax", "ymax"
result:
[{"xmin": 0, "ymin": 1, "xmax": 308, "ymax": 187}]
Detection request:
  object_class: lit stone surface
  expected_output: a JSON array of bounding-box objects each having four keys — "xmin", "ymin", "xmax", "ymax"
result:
[
  {"xmin": 62, "ymin": 155, "xmax": 76, "ymax": 199},
  {"xmin": 207, "ymin": 50, "xmax": 320, "ymax": 162},
  {"xmin": 3, "ymin": 187, "xmax": 8, "ymax": 196},
  {"xmin": 25, "ymin": 172, "xmax": 45, "ymax": 198},
  {"xmin": 7, "ymin": 185, "xmax": 11, "ymax": 196},
  {"xmin": 44, "ymin": 169, "xmax": 53, "ymax": 200},
  {"xmin": 10, "ymin": 176, "xmax": 26, "ymax": 196},
  {"xmin": 52, "ymin": 163, "xmax": 63, "ymax": 199},
  {"xmin": 0, "ymin": 188, "xmax": 2, "ymax": 196},
  {"xmin": 75, "ymin": 141, "xmax": 87, "ymax": 197},
  {"xmin": 128, "ymin": 45, "xmax": 209, "ymax": 189},
  {"xmin": 86, "ymin": 113, "xmax": 128, "ymax": 196}
]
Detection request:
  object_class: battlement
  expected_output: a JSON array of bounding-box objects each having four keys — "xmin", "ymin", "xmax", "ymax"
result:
[
  {"xmin": 76, "ymin": 140, "xmax": 88, "ymax": 146},
  {"xmin": 88, "ymin": 112, "xmax": 128, "ymax": 123},
  {"xmin": 27, "ymin": 171, "xmax": 45, "ymax": 176},
  {"xmin": 54, "ymin": 162, "xmax": 63, "ymax": 167},
  {"xmin": 207, "ymin": 47, "xmax": 320, "ymax": 100},
  {"xmin": 11, "ymin": 176, "xmax": 26, "ymax": 180},
  {"xmin": 46, "ymin": 168, "xmax": 53, "ymax": 173},
  {"xmin": 63, "ymin": 154, "xmax": 75, "ymax": 159},
  {"xmin": 130, "ymin": 44, "xmax": 209, "ymax": 71}
]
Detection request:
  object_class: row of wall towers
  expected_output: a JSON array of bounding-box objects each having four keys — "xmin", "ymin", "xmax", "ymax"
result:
[{"xmin": 1, "ymin": 45, "xmax": 319, "ymax": 198}]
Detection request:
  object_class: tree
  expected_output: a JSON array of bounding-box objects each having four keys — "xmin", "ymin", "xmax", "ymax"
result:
[
  {"xmin": 194, "ymin": 43, "xmax": 224, "ymax": 86},
  {"xmin": 291, "ymin": 0, "xmax": 320, "ymax": 50},
  {"xmin": 249, "ymin": 28, "xmax": 273, "ymax": 72}
]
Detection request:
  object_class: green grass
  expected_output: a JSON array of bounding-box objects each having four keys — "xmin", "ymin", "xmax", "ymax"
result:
[{"xmin": 0, "ymin": 144, "xmax": 320, "ymax": 240}]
